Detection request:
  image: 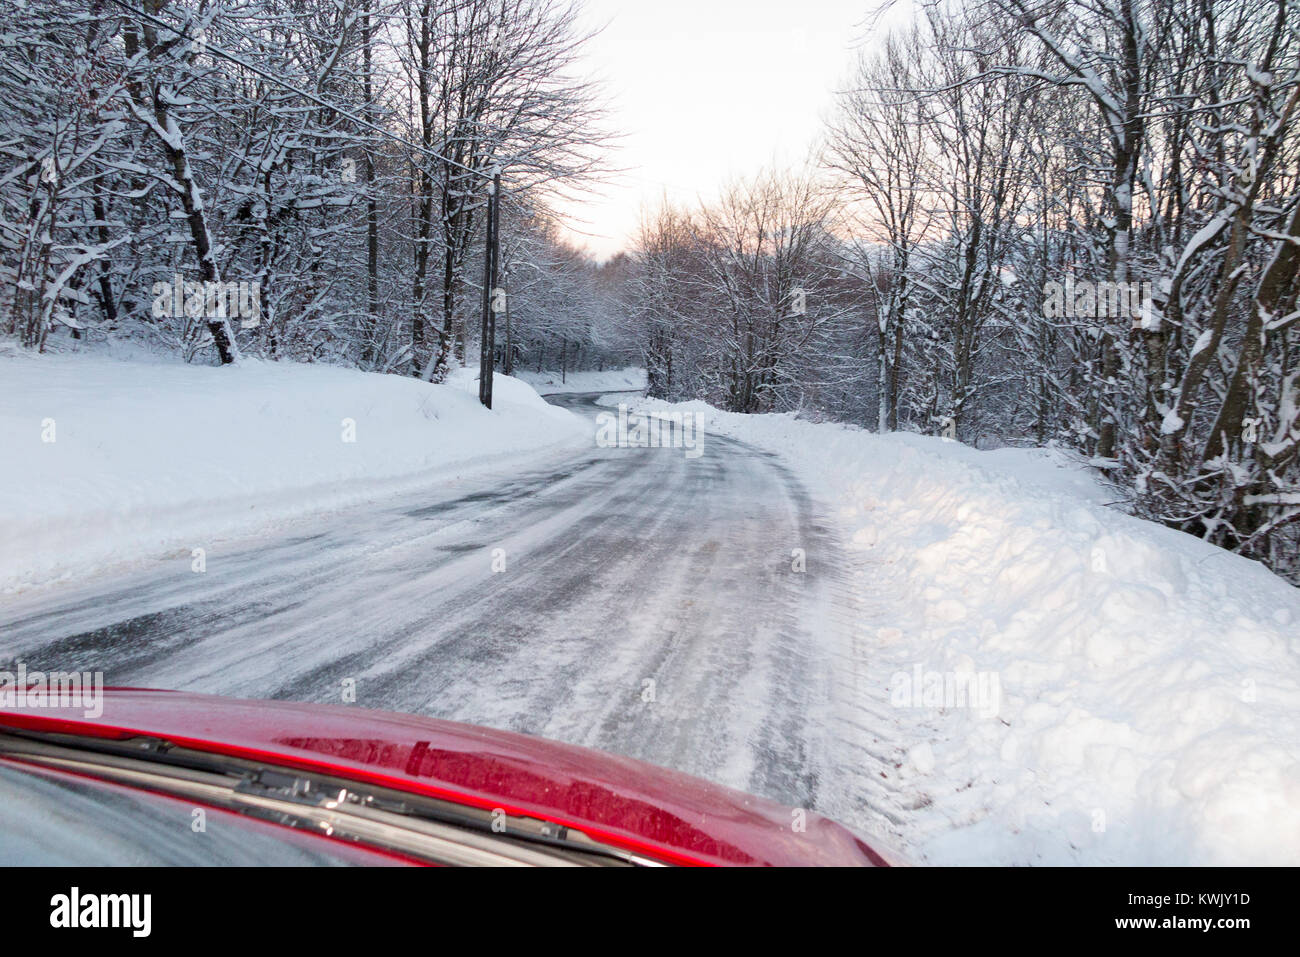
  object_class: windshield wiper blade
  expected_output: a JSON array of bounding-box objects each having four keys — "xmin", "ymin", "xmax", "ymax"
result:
[{"xmin": 0, "ymin": 728, "xmax": 657, "ymax": 866}]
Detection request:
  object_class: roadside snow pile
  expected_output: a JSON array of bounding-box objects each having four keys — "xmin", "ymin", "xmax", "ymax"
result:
[
  {"xmin": 629, "ymin": 396, "xmax": 1300, "ymax": 866},
  {"xmin": 0, "ymin": 353, "xmax": 586, "ymax": 595},
  {"xmin": 516, "ymin": 366, "xmax": 646, "ymax": 395}
]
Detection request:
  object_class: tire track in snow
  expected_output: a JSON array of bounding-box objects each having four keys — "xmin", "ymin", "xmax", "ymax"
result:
[{"xmin": 0, "ymin": 391, "xmax": 923, "ymax": 852}]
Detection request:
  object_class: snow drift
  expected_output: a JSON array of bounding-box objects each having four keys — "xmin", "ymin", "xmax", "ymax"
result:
[
  {"xmin": 0, "ymin": 353, "xmax": 586, "ymax": 596},
  {"xmin": 624, "ymin": 396, "xmax": 1300, "ymax": 866}
]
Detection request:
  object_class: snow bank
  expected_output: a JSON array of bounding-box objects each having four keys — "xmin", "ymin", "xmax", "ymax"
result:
[
  {"xmin": 0, "ymin": 353, "xmax": 586, "ymax": 596},
  {"xmin": 629, "ymin": 397, "xmax": 1300, "ymax": 866},
  {"xmin": 515, "ymin": 366, "xmax": 646, "ymax": 395}
]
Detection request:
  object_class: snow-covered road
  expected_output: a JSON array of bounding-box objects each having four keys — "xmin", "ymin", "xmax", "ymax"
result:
[{"xmin": 0, "ymin": 392, "xmax": 915, "ymax": 845}]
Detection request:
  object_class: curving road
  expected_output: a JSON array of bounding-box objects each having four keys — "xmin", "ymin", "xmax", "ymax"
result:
[{"xmin": 0, "ymin": 392, "xmax": 916, "ymax": 838}]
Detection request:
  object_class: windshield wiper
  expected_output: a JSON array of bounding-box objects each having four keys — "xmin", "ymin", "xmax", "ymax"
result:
[{"xmin": 0, "ymin": 728, "xmax": 660, "ymax": 866}]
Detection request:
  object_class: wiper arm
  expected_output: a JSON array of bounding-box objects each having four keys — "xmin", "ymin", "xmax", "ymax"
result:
[{"xmin": 0, "ymin": 728, "xmax": 657, "ymax": 866}]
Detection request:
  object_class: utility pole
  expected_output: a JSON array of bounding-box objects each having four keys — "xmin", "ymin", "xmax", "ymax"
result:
[
  {"xmin": 478, "ymin": 169, "xmax": 502, "ymax": 408},
  {"xmin": 502, "ymin": 266, "xmax": 513, "ymax": 376}
]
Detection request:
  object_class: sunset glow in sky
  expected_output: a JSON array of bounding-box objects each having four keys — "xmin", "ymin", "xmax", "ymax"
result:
[{"xmin": 553, "ymin": 0, "xmax": 883, "ymax": 259}]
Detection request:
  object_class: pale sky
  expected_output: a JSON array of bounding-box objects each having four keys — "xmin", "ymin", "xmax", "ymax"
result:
[{"xmin": 553, "ymin": 0, "xmax": 884, "ymax": 260}]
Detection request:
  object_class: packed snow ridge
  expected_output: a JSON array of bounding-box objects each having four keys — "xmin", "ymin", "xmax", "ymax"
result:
[{"xmin": 623, "ymin": 395, "xmax": 1300, "ymax": 866}]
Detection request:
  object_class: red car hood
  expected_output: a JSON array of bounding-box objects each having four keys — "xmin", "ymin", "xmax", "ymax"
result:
[{"xmin": 0, "ymin": 688, "xmax": 888, "ymax": 866}]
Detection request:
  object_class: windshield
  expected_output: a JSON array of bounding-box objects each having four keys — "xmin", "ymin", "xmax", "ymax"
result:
[{"xmin": 0, "ymin": 759, "xmax": 397, "ymax": 867}]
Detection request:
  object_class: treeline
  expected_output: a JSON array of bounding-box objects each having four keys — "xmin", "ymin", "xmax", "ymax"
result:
[
  {"xmin": 6, "ymin": 0, "xmax": 1299, "ymax": 580},
  {"xmin": 1, "ymin": 0, "xmax": 626, "ymax": 375},
  {"xmin": 618, "ymin": 0, "xmax": 1300, "ymax": 580}
]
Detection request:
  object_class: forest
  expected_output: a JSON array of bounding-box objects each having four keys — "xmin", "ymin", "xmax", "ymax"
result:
[{"xmin": 5, "ymin": 0, "xmax": 1300, "ymax": 579}]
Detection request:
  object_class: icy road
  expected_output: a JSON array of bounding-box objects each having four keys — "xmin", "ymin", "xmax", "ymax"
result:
[{"xmin": 0, "ymin": 392, "xmax": 916, "ymax": 840}]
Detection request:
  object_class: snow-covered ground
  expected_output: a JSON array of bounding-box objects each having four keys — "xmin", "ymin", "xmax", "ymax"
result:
[
  {"xmin": 514, "ymin": 366, "xmax": 646, "ymax": 395},
  {"xmin": 0, "ymin": 352, "xmax": 586, "ymax": 596},
  {"xmin": 6, "ymin": 348, "xmax": 1298, "ymax": 866},
  {"xmin": 1, "ymin": 389, "xmax": 891, "ymax": 864},
  {"xmin": 617, "ymin": 395, "xmax": 1300, "ymax": 866}
]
